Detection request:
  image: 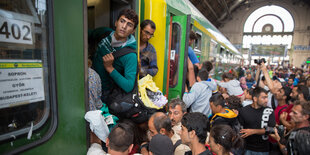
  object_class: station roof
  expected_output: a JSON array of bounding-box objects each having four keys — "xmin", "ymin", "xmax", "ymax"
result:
[
  {"xmin": 190, "ymin": 0, "xmax": 310, "ymax": 28},
  {"xmin": 166, "ymin": 0, "xmax": 242, "ymax": 55}
]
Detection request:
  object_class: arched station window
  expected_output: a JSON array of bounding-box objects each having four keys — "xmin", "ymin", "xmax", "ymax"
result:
[{"xmin": 242, "ymin": 5, "xmax": 294, "ymax": 64}]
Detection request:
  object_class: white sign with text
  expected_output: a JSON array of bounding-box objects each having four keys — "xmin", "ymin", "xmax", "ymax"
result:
[{"xmin": 0, "ymin": 60, "xmax": 45, "ymax": 109}]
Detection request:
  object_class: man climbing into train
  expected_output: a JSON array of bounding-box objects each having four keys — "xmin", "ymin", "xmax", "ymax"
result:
[
  {"xmin": 139, "ymin": 19, "xmax": 158, "ymax": 78},
  {"xmin": 187, "ymin": 31, "xmax": 200, "ymax": 88},
  {"xmin": 92, "ymin": 9, "xmax": 139, "ymax": 101}
]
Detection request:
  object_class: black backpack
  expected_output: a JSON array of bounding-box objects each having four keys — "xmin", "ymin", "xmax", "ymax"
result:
[{"xmin": 105, "ymin": 48, "xmax": 157, "ymax": 124}]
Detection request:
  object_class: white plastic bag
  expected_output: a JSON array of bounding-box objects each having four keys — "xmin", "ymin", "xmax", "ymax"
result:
[{"xmin": 84, "ymin": 110, "xmax": 109, "ymax": 142}]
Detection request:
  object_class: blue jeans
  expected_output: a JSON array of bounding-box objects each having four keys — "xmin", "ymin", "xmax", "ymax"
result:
[{"xmin": 244, "ymin": 150, "xmax": 269, "ymax": 155}]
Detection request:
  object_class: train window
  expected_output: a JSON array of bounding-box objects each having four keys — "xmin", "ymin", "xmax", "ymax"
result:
[
  {"xmin": 209, "ymin": 40, "xmax": 217, "ymax": 62},
  {"xmin": 169, "ymin": 23, "xmax": 181, "ymax": 87},
  {"xmin": 0, "ymin": 0, "xmax": 56, "ymax": 149},
  {"xmin": 193, "ymin": 32, "xmax": 201, "ymax": 61},
  {"xmin": 219, "ymin": 47, "xmax": 224, "ymax": 55},
  {"xmin": 194, "ymin": 32, "xmax": 201, "ymax": 51}
]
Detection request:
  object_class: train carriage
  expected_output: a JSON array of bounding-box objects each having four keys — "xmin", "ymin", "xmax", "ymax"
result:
[{"xmin": 0, "ymin": 0, "xmax": 242, "ymax": 154}]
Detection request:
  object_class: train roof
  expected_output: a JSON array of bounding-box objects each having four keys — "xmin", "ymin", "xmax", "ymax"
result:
[{"xmin": 166, "ymin": 0, "xmax": 242, "ymax": 56}]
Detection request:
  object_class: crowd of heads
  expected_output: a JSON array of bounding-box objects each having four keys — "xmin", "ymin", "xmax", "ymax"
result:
[{"xmin": 87, "ymin": 8, "xmax": 310, "ymax": 155}]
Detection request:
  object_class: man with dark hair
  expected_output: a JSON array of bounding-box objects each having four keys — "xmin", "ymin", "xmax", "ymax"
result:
[
  {"xmin": 238, "ymin": 87, "xmax": 276, "ymax": 155},
  {"xmin": 272, "ymin": 101, "xmax": 310, "ymax": 155},
  {"xmin": 87, "ymin": 123, "xmax": 134, "ymax": 155},
  {"xmin": 188, "ymin": 30, "xmax": 199, "ymax": 67},
  {"xmin": 93, "ymin": 9, "xmax": 139, "ymax": 99},
  {"xmin": 144, "ymin": 112, "xmax": 190, "ymax": 155},
  {"xmin": 180, "ymin": 112, "xmax": 212, "ymax": 155},
  {"xmin": 107, "ymin": 123, "xmax": 134, "ymax": 154},
  {"xmin": 168, "ymin": 99, "xmax": 192, "ymax": 155},
  {"xmin": 148, "ymin": 112, "xmax": 172, "ymax": 137},
  {"xmin": 246, "ymin": 72, "xmax": 255, "ymax": 89},
  {"xmin": 183, "ymin": 69, "xmax": 216, "ymax": 117},
  {"xmin": 187, "ymin": 30, "xmax": 200, "ymax": 87},
  {"xmin": 297, "ymin": 85, "xmax": 309, "ymax": 102},
  {"xmin": 286, "ymin": 77, "xmax": 294, "ymax": 89},
  {"xmin": 255, "ymin": 62, "xmax": 283, "ymax": 109},
  {"xmin": 168, "ymin": 98, "xmax": 187, "ymax": 131},
  {"xmin": 291, "ymin": 85, "xmax": 309, "ymax": 102},
  {"xmin": 290, "ymin": 85, "xmax": 299, "ymax": 102},
  {"xmin": 139, "ymin": 19, "xmax": 158, "ymax": 78},
  {"xmin": 274, "ymin": 86, "xmax": 294, "ymax": 130}
]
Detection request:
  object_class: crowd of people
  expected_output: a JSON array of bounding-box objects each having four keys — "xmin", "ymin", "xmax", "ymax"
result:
[{"xmin": 86, "ymin": 8, "xmax": 310, "ymax": 155}]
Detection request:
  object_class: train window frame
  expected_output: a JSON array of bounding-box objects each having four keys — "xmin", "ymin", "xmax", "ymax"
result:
[
  {"xmin": 0, "ymin": 0, "xmax": 57, "ymax": 153},
  {"xmin": 210, "ymin": 39, "xmax": 218, "ymax": 62},
  {"xmin": 194, "ymin": 32, "xmax": 202, "ymax": 51},
  {"xmin": 169, "ymin": 22, "xmax": 182, "ymax": 88}
]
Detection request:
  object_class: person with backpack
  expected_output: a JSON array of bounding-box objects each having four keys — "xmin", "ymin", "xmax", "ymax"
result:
[
  {"xmin": 271, "ymin": 101, "xmax": 310, "ymax": 155},
  {"xmin": 92, "ymin": 9, "xmax": 155, "ymax": 124},
  {"xmin": 207, "ymin": 93, "xmax": 240, "ymax": 133},
  {"xmin": 92, "ymin": 9, "xmax": 139, "ymax": 100}
]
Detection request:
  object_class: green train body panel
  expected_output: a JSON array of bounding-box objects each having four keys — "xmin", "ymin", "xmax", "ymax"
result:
[
  {"xmin": 0, "ymin": 0, "xmax": 87, "ymax": 154},
  {"xmin": 24, "ymin": 0, "xmax": 87, "ymax": 154}
]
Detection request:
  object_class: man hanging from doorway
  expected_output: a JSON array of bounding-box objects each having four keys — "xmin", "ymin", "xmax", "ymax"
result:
[{"xmin": 92, "ymin": 9, "xmax": 139, "ymax": 100}]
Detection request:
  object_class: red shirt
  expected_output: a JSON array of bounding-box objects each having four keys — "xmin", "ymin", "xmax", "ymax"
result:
[{"xmin": 274, "ymin": 104, "xmax": 293, "ymax": 124}]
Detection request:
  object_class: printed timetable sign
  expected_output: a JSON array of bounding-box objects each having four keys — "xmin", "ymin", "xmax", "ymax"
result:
[{"xmin": 0, "ymin": 60, "xmax": 45, "ymax": 109}]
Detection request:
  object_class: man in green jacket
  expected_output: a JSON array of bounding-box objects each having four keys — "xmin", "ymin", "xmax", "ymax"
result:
[{"xmin": 93, "ymin": 9, "xmax": 139, "ymax": 101}]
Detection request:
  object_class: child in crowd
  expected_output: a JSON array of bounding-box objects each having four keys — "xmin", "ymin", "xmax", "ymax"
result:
[
  {"xmin": 242, "ymin": 88, "xmax": 253, "ymax": 107},
  {"xmin": 226, "ymin": 95, "xmax": 243, "ymax": 115},
  {"xmin": 183, "ymin": 69, "xmax": 216, "ymax": 117},
  {"xmin": 239, "ymin": 77, "xmax": 248, "ymax": 90},
  {"xmin": 218, "ymin": 72, "xmax": 245, "ymax": 101}
]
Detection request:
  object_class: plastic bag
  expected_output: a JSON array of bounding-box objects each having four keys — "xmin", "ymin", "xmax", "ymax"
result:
[
  {"xmin": 84, "ymin": 110, "xmax": 109, "ymax": 142},
  {"xmin": 139, "ymin": 75, "xmax": 167, "ymax": 109}
]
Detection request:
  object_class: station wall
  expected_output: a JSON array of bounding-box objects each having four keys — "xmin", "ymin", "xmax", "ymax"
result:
[{"xmin": 219, "ymin": 0, "xmax": 310, "ymax": 68}]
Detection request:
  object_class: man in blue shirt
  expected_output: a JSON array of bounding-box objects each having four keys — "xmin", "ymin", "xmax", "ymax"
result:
[
  {"xmin": 187, "ymin": 31, "xmax": 200, "ymax": 87},
  {"xmin": 139, "ymin": 19, "xmax": 158, "ymax": 78},
  {"xmin": 188, "ymin": 31, "xmax": 200, "ymax": 67}
]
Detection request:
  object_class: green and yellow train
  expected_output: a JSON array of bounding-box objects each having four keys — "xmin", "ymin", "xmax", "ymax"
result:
[{"xmin": 0, "ymin": 0, "xmax": 242, "ymax": 154}]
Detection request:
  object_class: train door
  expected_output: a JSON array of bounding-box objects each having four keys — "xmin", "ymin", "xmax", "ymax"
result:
[
  {"xmin": 86, "ymin": 0, "xmax": 138, "ymax": 147},
  {"xmin": 168, "ymin": 15, "xmax": 190, "ymax": 100}
]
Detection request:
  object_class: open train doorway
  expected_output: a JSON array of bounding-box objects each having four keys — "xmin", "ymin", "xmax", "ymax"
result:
[
  {"xmin": 85, "ymin": 0, "xmax": 137, "ymax": 148},
  {"xmin": 87, "ymin": 0, "xmax": 137, "ymax": 58}
]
